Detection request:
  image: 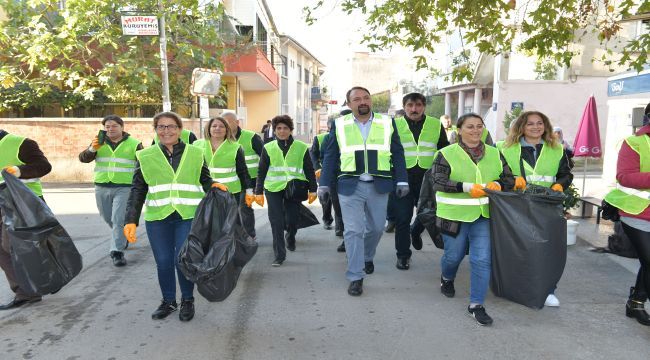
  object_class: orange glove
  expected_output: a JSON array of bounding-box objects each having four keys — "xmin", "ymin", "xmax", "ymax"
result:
[
  {"xmin": 123, "ymin": 223, "xmax": 137, "ymax": 244},
  {"xmin": 211, "ymin": 182, "xmax": 228, "ymax": 192},
  {"xmin": 514, "ymin": 176, "xmax": 526, "ymax": 191},
  {"xmin": 308, "ymin": 192, "xmax": 317, "ymax": 204},
  {"xmin": 2, "ymin": 166, "xmax": 20, "ymax": 177},
  {"xmin": 469, "ymin": 184, "xmax": 486, "ymax": 198},
  {"xmin": 255, "ymin": 194, "xmax": 264, "ymax": 207},
  {"xmin": 551, "ymin": 184, "xmax": 564, "ymax": 193},
  {"xmin": 486, "ymin": 181, "xmax": 501, "ymax": 192},
  {"xmin": 315, "ymin": 169, "xmax": 321, "ymax": 180},
  {"xmin": 245, "ymin": 192, "xmax": 255, "ymax": 207},
  {"xmin": 91, "ymin": 136, "xmax": 101, "ymax": 151}
]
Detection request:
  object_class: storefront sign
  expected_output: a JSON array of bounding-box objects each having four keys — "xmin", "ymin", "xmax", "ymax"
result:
[
  {"xmin": 121, "ymin": 16, "xmax": 159, "ymax": 36},
  {"xmin": 608, "ymin": 73, "xmax": 650, "ymax": 97}
]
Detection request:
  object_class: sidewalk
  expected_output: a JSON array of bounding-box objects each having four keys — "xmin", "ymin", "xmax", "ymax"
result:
[{"xmin": 0, "ymin": 184, "xmax": 648, "ymax": 360}]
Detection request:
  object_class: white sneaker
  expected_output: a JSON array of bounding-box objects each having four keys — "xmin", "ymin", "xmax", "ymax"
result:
[{"xmin": 545, "ymin": 294, "xmax": 560, "ymax": 307}]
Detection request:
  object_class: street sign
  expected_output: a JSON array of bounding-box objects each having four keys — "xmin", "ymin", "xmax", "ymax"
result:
[
  {"xmin": 190, "ymin": 68, "xmax": 222, "ymax": 97},
  {"xmin": 199, "ymin": 97, "xmax": 210, "ymax": 119},
  {"xmin": 121, "ymin": 16, "xmax": 159, "ymax": 36}
]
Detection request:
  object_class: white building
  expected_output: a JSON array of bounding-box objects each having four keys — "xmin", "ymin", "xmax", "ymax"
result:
[{"xmin": 278, "ymin": 35, "xmax": 326, "ymax": 142}]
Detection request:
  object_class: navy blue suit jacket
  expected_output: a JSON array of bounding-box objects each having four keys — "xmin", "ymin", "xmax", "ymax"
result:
[{"xmin": 319, "ymin": 115, "xmax": 408, "ymax": 196}]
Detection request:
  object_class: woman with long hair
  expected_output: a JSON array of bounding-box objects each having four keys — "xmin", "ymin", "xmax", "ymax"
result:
[
  {"xmin": 193, "ymin": 117, "xmax": 254, "ymax": 208},
  {"xmin": 433, "ymin": 113, "xmax": 514, "ymax": 325},
  {"xmin": 498, "ymin": 110, "xmax": 573, "ymax": 307}
]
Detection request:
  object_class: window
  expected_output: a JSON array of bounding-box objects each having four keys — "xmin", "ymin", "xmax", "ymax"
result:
[
  {"xmin": 280, "ymin": 55, "xmax": 288, "ymax": 77},
  {"xmin": 304, "ymin": 69, "xmax": 310, "ymax": 84},
  {"xmin": 236, "ymin": 25, "xmax": 253, "ymax": 41},
  {"xmin": 297, "ymin": 65, "xmax": 302, "ymax": 82}
]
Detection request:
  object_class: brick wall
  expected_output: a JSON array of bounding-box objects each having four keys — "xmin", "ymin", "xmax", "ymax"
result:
[
  {"xmin": 0, "ymin": 118, "xmax": 203, "ymax": 182},
  {"xmin": 1, "ymin": 118, "xmax": 202, "ymax": 158}
]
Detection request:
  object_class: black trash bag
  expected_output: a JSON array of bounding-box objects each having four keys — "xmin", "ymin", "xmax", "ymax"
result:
[
  {"xmin": 487, "ymin": 187, "xmax": 567, "ymax": 309},
  {"xmin": 0, "ymin": 170, "xmax": 82, "ymax": 296},
  {"xmin": 415, "ymin": 169, "xmax": 444, "ymax": 249},
  {"xmin": 591, "ymin": 221, "xmax": 638, "ymax": 258},
  {"xmin": 177, "ymin": 189, "xmax": 258, "ymax": 302},
  {"xmin": 292, "ymin": 203, "xmax": 319, "ymax": 230}
]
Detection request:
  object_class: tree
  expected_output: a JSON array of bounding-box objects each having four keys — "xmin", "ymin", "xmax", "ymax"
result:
[
  {"xmin": 371, "ymin": 91, "xmax": 390, "ymax": 113},
  {"xmin": 304, "ymin": 1, "xmax": 650, "ymax": 82},
  {"xmin": 0, "ymin": 0, "xmax": 242, "ymax": 113}
]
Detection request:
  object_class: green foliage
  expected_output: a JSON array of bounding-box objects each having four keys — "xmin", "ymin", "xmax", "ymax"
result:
[
  {"xmin": 503, "ymin": 106, "xmax": 523, "ymax": 134},
  {"xmin": 371, "ymin": 92, "xmax": 390, "ymax": 113},
  {"xmin": 534, "ymin": 59, "xmax": 558, "ymax": 80},
  {"xmin": 563, "ymin": 183, "xmax": 581, "ymax": 212},
  {"xmin": 425, "ymin": 95, "xmax": 445, "ymax": 118},
  {"xmin": 0, "ymin": 0, "xmax": 239, "ymax": 112},
  {"xmin": 304, "ymin": 1, "xmax": 649, "ymax": 83}
]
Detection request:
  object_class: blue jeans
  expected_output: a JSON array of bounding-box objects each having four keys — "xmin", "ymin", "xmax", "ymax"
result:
[
  {"xmin": 145, "ymin": 212, "xmax": 194, "ymax": 301},
  {"xmin": 441, "ymin": 217, "xmax": 491, "ymax": 304}
]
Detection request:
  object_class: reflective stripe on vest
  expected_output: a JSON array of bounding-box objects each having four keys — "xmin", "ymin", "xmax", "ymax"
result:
[
  {"xmin": 263, "ymin": 140, "xmax": 308, "ymax": 192},
  {"xmin": 395, "ymin": 116, "xmax": 441, "ymax": 169},
  {"xmin": 194, "ymin": 139, "xmax": 242, "ymax": 194},
  {"xmin": 0, "ymin": 134, "xmax": 43, "ymax": 196},
  {"xmin": 137, "ymin": 144, "xmax": 205, "ymax": 221},
  {"xmin": 604, "ymin": 135, "xmax": 650, "ymax": 215},
  {"xmin": 335, "ymin": 113, "xmax": 392, "ymax": 175},
  {"xmin": 238, "ymin": 129, "xmax": 259, "ymax": 178},
  {"xmin": 436, "ymin": 144, "xmax": 502, "ymax": 222},
  {"xmin": 499, "ymin": 141, "xmax": 562, "ymax": 187},
  {"xmin": 94, "ymin": 136, "xmax": 140, "ymax": 184}
]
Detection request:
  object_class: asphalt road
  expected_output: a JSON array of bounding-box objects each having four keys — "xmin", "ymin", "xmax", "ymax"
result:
[{"xmin": 0, "ymin": 185, "xmax": 648, "ymax": 360}]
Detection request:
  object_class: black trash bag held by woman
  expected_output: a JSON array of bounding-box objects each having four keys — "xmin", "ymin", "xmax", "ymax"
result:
[
  {"xmin": 487, "ymin": 184, "xmax": 567, "ymax": 309},
  {"xmin": 177, "ymin": 188, "xmax": 258, "ymax": 302},
  {"xmin": 0, "ymin": 170, "xmax": 82, "ymax": 296}
]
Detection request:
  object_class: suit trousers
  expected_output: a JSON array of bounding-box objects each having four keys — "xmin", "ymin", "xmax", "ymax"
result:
[{"xmin": 338, "ymin": 181, "xmax": 389, "ymax": 281}]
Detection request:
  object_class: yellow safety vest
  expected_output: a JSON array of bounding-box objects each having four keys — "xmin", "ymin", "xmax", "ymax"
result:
[
  {"xmin": 395, "ymin": 116, "xmax": 441, "ymax": 169},
  {"xmin": 604, "ymin": 135, "xmax": 650, "ymax": 215},
  {"xmin": 0, "ymin": 134, "xmax": 43, "ymax": 196}
]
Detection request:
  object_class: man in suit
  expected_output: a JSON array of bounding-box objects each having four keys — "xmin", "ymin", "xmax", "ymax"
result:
[{"xmin": 319, "ymin": 86, "xmax": 409, "ymax": 296}]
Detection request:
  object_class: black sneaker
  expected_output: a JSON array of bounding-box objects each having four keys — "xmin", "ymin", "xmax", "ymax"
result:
[
  {"xmin": 179, "ymin": 298, "xmax": 195, "ymax": 322},
  {"xmin": 347, "ymin": 279, "xmax": 363, "ymax": 296},
  {"xmin": 272, "ymin": 258, "xmax": 284, "ymax": 267},
  {"xmin": 111, "ymin": 251, "xmax": 126, "ymax": 267},
  {"xmin": 335, "ymin": 229, "xmax": 344, "ymax": 237},
  {"xmin": 440, "ymin": 276, "xmax": 455, "ymax": 298},
  {"xmin": 151, "ymin": 300, "xmax": 177, "ymax": 320},
  {"xmin": 336, "ymin": 241, "xmax": 346, "ymax": 252},
  {"xmin": 285, "ymin": 232, "xmax": 296, "ymax": 252},
  {"xmin": 410, "ymin": 228, "xmax": 423, "ymax": 250},
  {"xmin": 468, "ymin": 305, "xmax": 493, "ymax": 326},
  {"xmin": 364, "ymin": 261, "xmax": 374, "ymax": 274},
  {"xmin": 324, "ymin": 222, "xmax": 333, "ymax": 230},
  {"xmin": 384, "ymin": 221, "xmax": 396, "ymax": 233}
]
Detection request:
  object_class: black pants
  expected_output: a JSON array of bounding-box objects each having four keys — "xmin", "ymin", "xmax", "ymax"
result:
[
  {"xmin": 321, "ymin": 192, "xmax": 333, "ymax": 225},
  {"xmin": 239, "ymin": 180, "xmax": 256, "ymax": 238},
  {"xmin": 622, "ymin": 222, "xmax": 650, "ymax": 300},
  {"xmin": 393, "ymin": 178, "xmax": 425, "ymax": 259},
  {"xmin": 330, "ymin": 185, "xmax": 344, "ymax": 232},
  {"xmin": 265, "ymin": 190, "xmax": 299, "ymax": 261}
]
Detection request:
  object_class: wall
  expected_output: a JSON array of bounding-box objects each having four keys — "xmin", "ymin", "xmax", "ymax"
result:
[
  {"xmin": 493, "ymin": 76, "xmax": 609, "ymax": 146},
  {"xmin": 0, "ymin": 118, "xmax": 202, "ymax": 182},
  {"xmin": 243, "ymin": 91, "xmax": 279, "ymax": 133}
]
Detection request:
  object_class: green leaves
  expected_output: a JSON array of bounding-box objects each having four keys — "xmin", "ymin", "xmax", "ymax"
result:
[
  {"xmin": 305, "ymin": 0, "xmax": 650, "ymax": 83},
  {"xmin": 0, "ymin": 0, "xmax": 230, "ymax": 112}
]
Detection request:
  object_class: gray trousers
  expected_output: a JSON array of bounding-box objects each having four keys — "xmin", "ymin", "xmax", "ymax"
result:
[
  {"xmin": 95, "ymin": 186, "xmax": 130, "ymax": 253},
  {"xmin": 338, "ymin": 181, "xmax": 389, "ymax": 281}
]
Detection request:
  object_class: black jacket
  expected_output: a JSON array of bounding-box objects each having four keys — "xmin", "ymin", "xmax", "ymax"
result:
[
  {"xmin": 255, "ymin": 136, "xmax": 317, "ymax": 195},
  {"xmin": 124, "ymin": 142, "xmax": 213, "ymax": 224}
]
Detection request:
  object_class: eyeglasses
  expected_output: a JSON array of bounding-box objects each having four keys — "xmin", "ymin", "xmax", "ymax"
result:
[{"xmin": 155, "ymin": 125, "xmax": 179, "ymax": 131}]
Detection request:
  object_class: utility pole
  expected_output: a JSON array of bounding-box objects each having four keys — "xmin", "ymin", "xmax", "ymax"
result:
[{"xmin": 158, "ymin": 0, "xmax": 171, "ymax": 111}]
